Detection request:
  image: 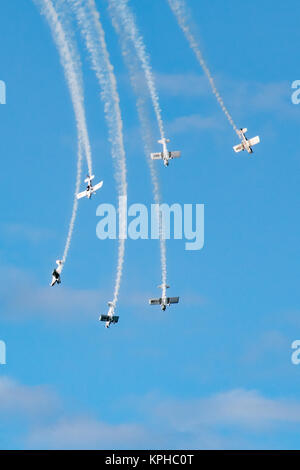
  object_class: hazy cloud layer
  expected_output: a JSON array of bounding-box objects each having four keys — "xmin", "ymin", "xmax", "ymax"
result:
[
  {"xmin": 27, "ymin": 416, "xmax": 147, "ymax": 450},
  {"xmin": 2, "ymin": 375, "xmax": 300, "ymax": 449},
  {"xmin": 0, "ymin": 376, "xmax": 59, "ymax": 418}
]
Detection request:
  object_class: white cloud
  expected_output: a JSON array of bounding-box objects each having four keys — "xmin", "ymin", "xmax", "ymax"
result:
[
  {"xmin": 0, "ymin": 265, "xmax": 101, "ymax": 321},
  {"xmin": 0, "ymin": 264, "xmax": 205, "ymax": 323},
  {"xmin": 3, "ymin": 376, "xmax": 300, "ymax": 449},
  {"xmin": 27, "ymin": 416, "xmax": 146, "ymax": 450},
  {"xmin": 168, "ymin": 114, "xmax": 220, "ymax": 134},
  {"xmin": 1, "ymin": 223, "xmax": 55, "ymax": 244},
  {"xmin": 156, "ymin": 72, "xmax": 209, "ymax": 97},
  {"xmin": 153, "ymin": 389, "xmax": 300, "ymax": 433},
  {"xmin": 156, "ymin": 72, "xmax": 294, "ymax": 119},
  {"xmin": 0, "ymin": 376, "xmax": 59, "ymax": 418},
  {"xmin": 26, "ymin": 388, "xmax": 300, "ymax": 449}
]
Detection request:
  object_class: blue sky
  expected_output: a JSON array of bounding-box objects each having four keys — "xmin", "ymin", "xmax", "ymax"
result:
[{"xmin": 1, "ymin": 0, "xmax": 300, "ymax": 449}]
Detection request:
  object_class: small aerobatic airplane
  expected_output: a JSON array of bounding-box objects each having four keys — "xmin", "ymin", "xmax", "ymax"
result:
[
  {"xmin": 50, "ymin": 260, "xmax": 63, "ymax": 287},
  {"xmin": 149, "ymin": 284, "xmax": 179, "ymax": 311},
  {"xmin": 233, "ymin": 128, "xmax": 260, "ymax": 154},
  {"xmin": 77, "ymin": 175, "xmax": 103, "ymax": 200},
  {"xmin": 99, "ymin": 302, "xmax": 119, "ymax": 328},
  {"xmin": 150, "ymin": 138, "xmax": 181, "ymax": 167}
]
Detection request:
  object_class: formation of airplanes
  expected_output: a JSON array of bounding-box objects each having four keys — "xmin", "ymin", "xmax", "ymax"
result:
[{"xmin": 50, "ymin": 127, "xmax": 260, "ymax": 327}]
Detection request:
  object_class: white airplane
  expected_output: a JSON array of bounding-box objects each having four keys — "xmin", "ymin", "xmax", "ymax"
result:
[
  {"xmin": 50, "ymin": 260, "xmax": 63, "ymax": 287},
  {"xmin": 150, "ymin": 138, "xmax": 181, "ymax": 167},
  {"xmin": 99, "ymin": 302, "xmax": 119, "ymax": 328},
  {"xmin": 233, "ymin": 128, "xmax": 260, "ymax": 154},
  {"xmin": 77, "ymin": 175, "xmax": 103, "ymax": 200},
  {"xmin": 149, "ymin": 284, "xmax": 179, "ymax": 311}
]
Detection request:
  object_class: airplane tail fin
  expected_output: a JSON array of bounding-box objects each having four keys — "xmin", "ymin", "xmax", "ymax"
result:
[
  {"xmin": 84, "ymin": 175, "xmax": 95, "ymax": 183},
  {"xmin": 158, "ymin": 138, "xmax": 170, "ymax": 145}
]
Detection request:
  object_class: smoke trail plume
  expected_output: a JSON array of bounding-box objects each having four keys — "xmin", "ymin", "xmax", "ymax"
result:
[
  {"xmin": 167, "ymin": 0, "xmax": 239, "ymax": 136},
  {"xmin": 35, "ymin": 0, "xmax": 93, "ymax": 175},
  {"xmin": 108, "ymin": 0, "xmax": 166, "ymax": 142},
  {"xmin": 62, "ymin": 141, "xmax": 83, "ymax": 265},
  {"xmin": 108, "ymin": 14, "xmax": 168, "ymax": 293},
  {"xmin": 71, "ymin": 0, "xmax": 127, "ymax": 306},
  {"xmin": 34, "ymin": 0, "xmax": 93, "ymax": 271}
]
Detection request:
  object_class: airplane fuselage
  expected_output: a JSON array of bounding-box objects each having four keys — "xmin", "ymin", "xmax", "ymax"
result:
[
  {"xmin": 161, "ymin": 140, "xmax": 171, "ymax": 166},
  {"xmin": 160, "ymin": 297, "xmax": 170, "ymax": 310},
  {"xmin": 99, "ymin": 302, "xmax": 119, "ymax": 328},
  {"xmin": 51, "ymin": 270, "xmax": 61, "ymax": 287},
  {"xmin": 162, "ymin": 149, "xmax": 169, "ymax": 166},
  {"xmin": 86, "ymin": 184, "xmax": 93, "ymax": 198},
  {"xmin": 241, "ymin": 136, "xmax": 253, "ymax": 154}
]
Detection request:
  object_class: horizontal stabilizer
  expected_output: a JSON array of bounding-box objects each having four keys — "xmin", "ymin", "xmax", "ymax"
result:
[
  {"xmin": 84, "ymin": 175, "xmax": 95, "ymax": 183},
  {"xmin": 241, "ymin": 128, "xmax": 248, "ymax": 134},
  {"xmin": 158, "ymin": 138, "xmax": 170, "ymax": 144}
]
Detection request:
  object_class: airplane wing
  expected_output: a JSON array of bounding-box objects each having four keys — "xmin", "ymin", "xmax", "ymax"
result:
[
  {"xmin": 92, "ymin": 181, "xmax": 103, "ymax": 192},
  {"xmin": 169, "ymin": 151, "xmax": 181, "ymax": 159},
  {"xmin": 99, "ymin": 314, "xmax": 119, "ymax": 323},
  {"xmin": 168, "ymin": 297, "xmax": 179, "ymax": 304},
  {"xmin": 100, "ymin": 315, "xmax": 110, "ymax": 321},
  {"xmin": 248, "ymin": 136, "xmax": 260, "ymax": 147},
  {"xmin": 150, "ymin": 152, "xmax": 163, "ymax": 160},
  {"xmin": 149, "ymin": 298, "xmax": 161, "ymax": 305},
  {"xmin": 233, "ymin": 143, "xmax": 244, "ymax": 153},
  {"xmin": 77, "ymin": 190, "xmax": 87, "ymax": 200}
]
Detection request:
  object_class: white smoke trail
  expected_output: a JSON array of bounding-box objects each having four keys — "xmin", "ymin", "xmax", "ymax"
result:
[
  {"xmin": 136, "ymin": 96, "xmax": 167, "ymax": 296},
  {"xmin": 62, "ymin": 141, "xmax": 83, "ymax": 264},
  {"xmin": 108, "ymin": 11, "xmax": 168, "ymax": 294},
  {"xmin": 108, "ymin": 0, "xmax": 166, "ymax": 142},
  {"xmin": 34, "ymin": 0, "xmax": 92, "ymax": 271},
  {"xmin": 167, "ymin": 0, "xmax": 239, "ymax": 136},
  {"xmin": 35, "ymin": 0, "xmax": 93, "ymax": 176},
  {"xmin": 70, "ymin": 0, "xmax": 127, "ymax": 306}
]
